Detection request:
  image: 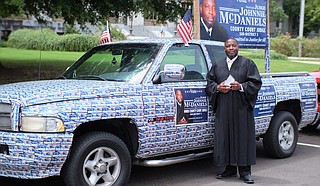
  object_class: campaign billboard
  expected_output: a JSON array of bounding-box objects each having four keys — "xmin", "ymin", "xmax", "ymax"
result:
[{"xmin": 199, "ymin": 0, "xmax": 267, "ymax": 48}]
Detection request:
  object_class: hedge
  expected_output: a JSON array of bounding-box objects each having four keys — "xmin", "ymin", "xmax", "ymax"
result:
[
  {"xmin": 240, "ymin": 49, "xmax": 288, "ymax": 60},
  {"xmin": 271, "ymin": 33, "xmax": 320, "ymax": 58},
  {"xmin": 8, "ymin": 28, "xmax": 319, "ymax": 57},
  {"xmin": 7, "ymin": 28, "xmax": 126, "ymax": 52}
]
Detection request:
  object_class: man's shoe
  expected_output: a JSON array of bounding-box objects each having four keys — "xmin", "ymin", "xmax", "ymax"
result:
[
  {"xmin": 240, "ymin": 174, "xmax": 254, "ymax": 184},
  {"xmin": 216, "ymin": 171, "xmax": 237, "ymax": 179}
]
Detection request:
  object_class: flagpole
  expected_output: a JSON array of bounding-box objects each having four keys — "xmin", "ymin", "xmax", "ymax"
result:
[
  {"xmin": 193, "ymin": 0, "xmax": 200, "ymax": 40},
  {"xmin": 107, "ymin": 21, "xmax": 111, "ymax": 42},
  {"xmin": 185, "ymin": 5, "xmax": 192, "ymax": 46}
]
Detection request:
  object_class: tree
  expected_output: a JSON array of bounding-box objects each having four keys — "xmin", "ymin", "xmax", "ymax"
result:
[
  {"xmin": 140, "ymin": 0, "xmax": 192, "ymax": 24},
  {"xmin": 304, "ymin": 0, "xmax": 320, "ymax": 34},
  {"xmin": 283, "ymin": 0, "xmax": 300, "ymax": 36},
  {"xmin": 0, "ymin": 0, "xmax": 192, "ymax": 25},
  {"xmin": 269, "ymin": 0, "xmax": 288, "ymax": 23},
  {"xmin": 0, "ymin": 0, "xmax": 25, "ymax": 18},
  {"xmin": 283, "ymin": 0, "xmax": 320, "ymax": 37}
]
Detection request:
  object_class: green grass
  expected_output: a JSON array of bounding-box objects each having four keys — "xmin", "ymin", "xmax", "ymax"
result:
[
  {"xmin": 253, "ymin": 59, "xmax": 320, "ymax": 73},
  {"xmin": 0, "ymin": 47, "xmax": 319, "ymax": 73},
  {"xmin": 0, "ymin": 47, "xmax": 84, "ymax": 68}
]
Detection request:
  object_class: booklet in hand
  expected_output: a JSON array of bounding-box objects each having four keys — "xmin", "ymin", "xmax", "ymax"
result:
[{"xmin": 224, "ymin": 74, "xmax": 235, "ymax": 87}]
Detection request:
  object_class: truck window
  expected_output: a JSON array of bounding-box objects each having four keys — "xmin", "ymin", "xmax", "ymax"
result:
[
  {"xmin": 62, "ymin": 43, "xmax": 161, "ymax": 83},
  {"xmin": 205, "ymin": 44, "xmax": 225, "ymax": 65},
  {"xmin": 160, "ymin": 44, "xmax": 208, "ymax": 81}
]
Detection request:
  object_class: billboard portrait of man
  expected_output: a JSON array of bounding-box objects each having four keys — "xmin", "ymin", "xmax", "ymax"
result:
[
  {"xmin": 175, "ymin": 89, "xmax": 189, "ymax": 124},
  {"xmin": 200, "ymin": 0, "xmax": 228, "ymax": 42}
]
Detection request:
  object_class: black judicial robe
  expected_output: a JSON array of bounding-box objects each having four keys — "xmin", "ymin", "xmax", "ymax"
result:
[{"xmin": 206, "ymin": 56, "xmax": 262, "ymax": 166}]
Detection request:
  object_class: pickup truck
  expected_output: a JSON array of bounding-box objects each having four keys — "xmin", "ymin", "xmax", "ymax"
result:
[{"xmin": 0, "ymin": 39, "xmax": 318, "ymax": 186}]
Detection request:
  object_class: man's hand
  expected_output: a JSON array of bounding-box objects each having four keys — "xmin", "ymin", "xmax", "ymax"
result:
[
  {"xmin": 230, "ymin": 81, "xmax": 241, "ymax": 91},
  {"xmin": 216, "ymin": 82, "xmax": 231, "ymax": 93}
]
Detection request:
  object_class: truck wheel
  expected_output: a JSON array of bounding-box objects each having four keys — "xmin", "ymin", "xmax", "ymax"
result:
[
  {"xmin": 62, "ymin": 131, "xmax": 131, "ymax": 186},
  {"xmin": 263, "ymin": 111, "xmax": 298, "ymax": 158}
]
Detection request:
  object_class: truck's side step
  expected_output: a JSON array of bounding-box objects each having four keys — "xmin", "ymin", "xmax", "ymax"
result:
[{"xmin": 133, "ymin": 150, "xmax": 213, "ymax": 167}]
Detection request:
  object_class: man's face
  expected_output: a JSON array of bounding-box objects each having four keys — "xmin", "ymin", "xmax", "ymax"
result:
[
  {"xmin": 200, "ymin": 0, "xmax": 217, "ymax": 28},
  {"xmin": 176, "ymin": 90, "xmax": 183, "ymax": 103},
  {"xmin": 224, "ymin": 39, "xmax": 239, "ymax": 59}
]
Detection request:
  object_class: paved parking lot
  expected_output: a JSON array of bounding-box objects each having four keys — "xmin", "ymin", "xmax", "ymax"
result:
[{"xmin": 0, "ymin": 127, "xmax": 320, "ymax": 186}]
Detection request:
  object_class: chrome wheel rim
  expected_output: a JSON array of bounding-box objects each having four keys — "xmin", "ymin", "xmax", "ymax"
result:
[
  {"xmin": 83, "ymin": 147, "xmax": 121, "ymax": 186},
  {"xmin": 278, "ymin": 121, "xmax": 294, "ymax": 150}
]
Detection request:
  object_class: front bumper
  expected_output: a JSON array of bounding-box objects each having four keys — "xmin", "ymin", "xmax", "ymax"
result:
[{"xmin": 0, "ymin": 131, "xmax": 73, "ymax": 179}]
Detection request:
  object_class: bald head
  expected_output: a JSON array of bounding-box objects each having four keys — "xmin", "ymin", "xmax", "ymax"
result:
[{"xmin": 224, "ymin": 38, "xmax": 239, "ymax": 59}]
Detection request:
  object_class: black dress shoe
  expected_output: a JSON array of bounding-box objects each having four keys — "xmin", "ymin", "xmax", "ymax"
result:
[
  {"xmin": 216, "ymin": 171, "xmax": 237, "ymax": 179},
  {"xmin": 240, "ymin": 174, "xmax": 254, "ymax": 184}
]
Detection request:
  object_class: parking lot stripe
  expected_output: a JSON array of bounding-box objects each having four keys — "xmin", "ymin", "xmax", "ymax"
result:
[{"xmin": 297, "ymin": 142, "xmax": 320, "ymax": 148}]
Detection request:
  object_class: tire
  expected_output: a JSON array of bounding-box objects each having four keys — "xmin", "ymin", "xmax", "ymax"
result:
[
  {"xmin": 62, "ymin": 132, "xmax": 131, "ymax": 186},
  {"xmin": 263, "ymin": 111, "xmax": 298, "ymax": 158}
]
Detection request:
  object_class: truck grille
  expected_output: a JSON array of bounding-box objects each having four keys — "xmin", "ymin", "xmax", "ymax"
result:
[{"xmin": 0, "ymin": 103, "xmax": 12, "ymax": 130}]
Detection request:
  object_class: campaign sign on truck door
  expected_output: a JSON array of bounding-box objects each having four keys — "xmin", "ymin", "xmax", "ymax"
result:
[
  {"xmin": 254, "ymin": 84, "xmax": 276, "ymax": 117},
  {"xmin": 174, "ymin": 88, "xmax": 208, "ymax": 125}
]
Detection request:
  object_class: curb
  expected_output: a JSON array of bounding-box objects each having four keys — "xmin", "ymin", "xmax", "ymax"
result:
[{"xmin": 288, "ymin": 57, "xmax": 320, "ymax": 61}]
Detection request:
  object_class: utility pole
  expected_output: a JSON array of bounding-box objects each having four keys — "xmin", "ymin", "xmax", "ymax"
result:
[
  {"xmin": 298, "ymin": 0, "xmax": 305, "ymax": 57},
  {"xmin": 265, "ymin": 0, "xmax": 271, "ymax": 73},
  {"xmin": 193, "ymin": 0, "xmax": 200, "ymax": 39}
]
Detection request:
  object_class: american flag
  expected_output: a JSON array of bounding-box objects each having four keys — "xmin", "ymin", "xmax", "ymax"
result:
[
  {"xmin": 100, "ymin": 22, "xmax": 112, "ymax": 44},
  {"xmin": 177, "ymin": 8, "xmax": 193, "ymax": 45}
]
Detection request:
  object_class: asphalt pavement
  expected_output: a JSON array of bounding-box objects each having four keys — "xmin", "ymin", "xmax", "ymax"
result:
[{"xmin": 1, "ymin": 127, "xmax": 319, "ymax": 186}]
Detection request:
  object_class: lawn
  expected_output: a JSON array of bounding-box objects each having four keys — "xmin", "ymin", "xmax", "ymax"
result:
[
  {"xmin": 0, "ymin": 48, "xmax": 85, "ymax": 84},
  {"xmin": 0, "ymin": 47, "xmax": 84, "ymax": 68},
  {"xmin": 253, "ymin": 59, "xmax": 319, "ymax": 73},
  {"xmin": 0, "ymin": 47, "xmax": 319, "ymax": 73}
]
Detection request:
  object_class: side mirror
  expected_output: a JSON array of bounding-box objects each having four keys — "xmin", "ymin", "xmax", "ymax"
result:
[
  {"xmin": 163, "ymin": 64, "xmax": 186, "ymax": 80},
  {"xmin": 153, "ymin": 64, "xmax": 186, "ymax": 84}
]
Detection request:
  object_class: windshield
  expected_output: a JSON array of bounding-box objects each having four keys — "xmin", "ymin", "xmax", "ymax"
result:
[{"xmin": 61, "ymin": 43, "xmax": 162, "ymax": 83}]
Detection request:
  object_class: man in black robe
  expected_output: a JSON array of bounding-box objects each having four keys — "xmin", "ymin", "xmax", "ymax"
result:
[
  {"xmin": 200, "ymin": 0, "xmax": 228, "ymax": 42},
  {"xmin": 206, "ymin": 38, "xmax": 262, "ymax": 184}
]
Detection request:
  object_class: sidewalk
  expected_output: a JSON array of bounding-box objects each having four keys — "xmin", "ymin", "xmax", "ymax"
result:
[{"xmin": 288, "ymin": 57, "xmax": 320, "ymax": 65}]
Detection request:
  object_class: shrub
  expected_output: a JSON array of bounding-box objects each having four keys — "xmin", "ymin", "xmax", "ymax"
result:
[
  {"xmin": 271, "ymin": 33, "xmax": 320, "ymax": 57},
  {"xmin": 7, "ymin": 27, "xmax": 127, "ymax": 52},
  {"xmin": 8, "ymin": 29, "xmax": 37, "ymax": 49},
  {"xmin": 8, "ymin": 29, "xmax": 59, "ymax": 50},
  {"xmin": 302, "ymin": 37, "xmax": 320, "ymax": 57},
  {"xmin": 240, "ymin": 49, "xmax": 288, "ymax": 60},
  {"xmin": 270, "ymin": 33, "xmax": 296, "ymax": 56},
  {"xmin": 0, "ymin": 40, "xmax": 7, "ymax": 47},
  {"xmin": 57, "ymin": 34, "xmax": 99, "ymax": 51},
  {"xmin": 110, "ymin": 27, "xmax": 127, "ymax": 41}
]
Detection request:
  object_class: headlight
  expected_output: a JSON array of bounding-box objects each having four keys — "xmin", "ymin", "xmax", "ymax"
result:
[{"xmin": 21, "ymin": 117, "xmax": 65, "ymax": 132}]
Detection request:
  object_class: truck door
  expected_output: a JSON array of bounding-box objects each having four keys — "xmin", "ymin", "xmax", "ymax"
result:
[{"xmin": 142, "ymin": 43, "xmax": 214, "ymax": 155}]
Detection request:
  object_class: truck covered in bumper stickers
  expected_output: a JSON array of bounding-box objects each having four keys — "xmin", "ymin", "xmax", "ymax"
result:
[{"xmin": 0, "ymin": 39, "xmax": 318, "ymax": 186}]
